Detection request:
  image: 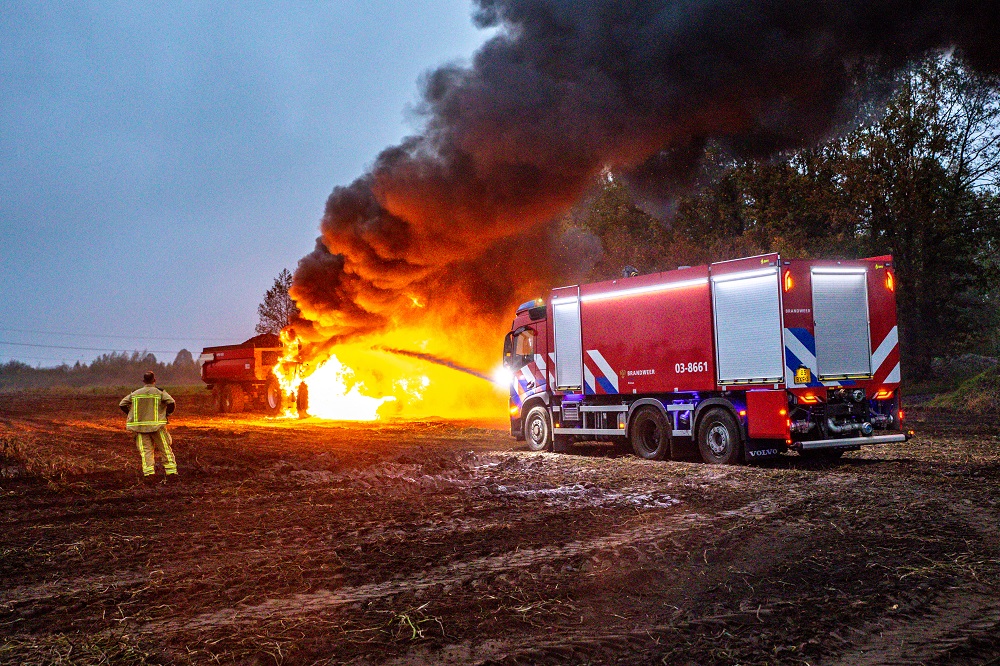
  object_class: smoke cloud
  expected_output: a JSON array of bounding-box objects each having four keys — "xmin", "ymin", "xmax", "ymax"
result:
[{"xmin": 289, "ymin": 0, "xmax": 1000, "ymax": 363}]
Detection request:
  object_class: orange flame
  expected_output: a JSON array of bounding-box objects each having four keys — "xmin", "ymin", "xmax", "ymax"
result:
[{"xmin": 274, "ymin": 320, "xmax": 511, "ymax": 422}]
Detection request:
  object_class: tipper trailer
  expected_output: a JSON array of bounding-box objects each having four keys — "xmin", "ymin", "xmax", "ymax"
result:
[
  {"xmin": 200, "ymin": 333, "xmax": 290, "ymax": 414},
  {"xmin": 503, "ymin": 253, "xmax": 909, "ymax": 463}
]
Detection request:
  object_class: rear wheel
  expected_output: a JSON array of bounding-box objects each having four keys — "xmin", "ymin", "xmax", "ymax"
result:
[
  {"xmin": 698, "ymin": 409, "xmax": 742, "ymax": 465},
  {"xmin": 296, "ymin": 383, "xmax": 309, "ymax": 418},
  {"xmin": 630, "ymin": 406, "xmax": 670, "ymax": 460},
  {"xmin": 224, "ymin": 384, "xmax": 246, "ymax": 413},
  {"xmin": 264, "ymin": 377, "xmax": 283, "ymax": 415},
  {"xmin": 524, "ymin": 406, "xmax": 552, "ymax": 452}
]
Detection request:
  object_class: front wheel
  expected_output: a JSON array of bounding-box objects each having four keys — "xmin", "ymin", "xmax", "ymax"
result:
[
  {"xmin": 630, "ymin": 406, "xmax": 670, "ymax": 460},
  {"xmin": 524, "ymin": 406, "xmax": 552, "ymax": 452},
  {"xmin": 698, "ymin": 408, "xmax": 743, "ymax": 465},
  {"xmin": 264, "ymin": 377, "xmax": 283, "ymax": 415},
  {"xmin": 296, "ymin": 383, "xmax": 309, "ymax": 418}
]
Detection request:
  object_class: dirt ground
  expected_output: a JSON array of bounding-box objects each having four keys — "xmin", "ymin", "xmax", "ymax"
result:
[{"xmin": 2, "ymin": 391, "xmax": 999, "ymax": 665}]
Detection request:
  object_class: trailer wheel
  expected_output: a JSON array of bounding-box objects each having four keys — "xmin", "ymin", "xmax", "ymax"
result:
[
  {"xmin": 524, "ymin": 406, "xmax": 553, "ymax": 452},
  {"xmin": 295, "ymin": 383, "xmax": 310, "ymax": 418},
  {"xmin": 224, "ymin": 384, "xmax": 246, "ymax": 413},
  {"xmin": 697, "ymin": 409, "xmax": 742, "ymax": 465},
  {"xmin": 630, "ymin": 406, "xmax": 670, "ymax": 460},
  {"xmin": 264, "ymin": 377, "xmax": 283, "ymax": 415}
]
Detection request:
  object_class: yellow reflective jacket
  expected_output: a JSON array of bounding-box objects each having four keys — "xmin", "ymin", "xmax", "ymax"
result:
[{"xmin": 120, "ymin": 385, "xmax": 175, "ymax": 433}]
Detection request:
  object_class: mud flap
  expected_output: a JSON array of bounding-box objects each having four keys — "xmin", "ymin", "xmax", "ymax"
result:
[{"xmin": 745, "ymin": 439, "xmax": 785, "ymax": 460}]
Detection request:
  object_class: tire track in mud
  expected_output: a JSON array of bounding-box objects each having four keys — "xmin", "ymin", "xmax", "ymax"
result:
[
  {"xmin": 1, "ymin": 452, "xmax": 843, "ymax": 640},
  {"xmin": 818, "ymin": 495, "xmax": 1000, "ymax": 666},
  {"xmin": 148, "ymin": 497, "xmax": 783, "ymax": 633},
  {"xmin": 383, "ymin": 628, "xmax": 660, "ymax": 666},
  {"xmin": 382, "ymin": 615, "xmax": 770, "ymax": 666},
  {"xmin": 0, "ymin": 455, "xmax": 682, "ymax": 621},
  {"xmin": 1, "ymin": 572, "xmax": 150, "ymax": 609},
  {"xmin": 829, "ymin": 592, "xmax": 1000, "ymax": 666}
]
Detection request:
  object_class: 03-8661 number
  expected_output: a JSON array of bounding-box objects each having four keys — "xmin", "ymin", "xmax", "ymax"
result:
[{"xmin": 675, "ymin": 361, "xmax": 708, "ymax": 373}]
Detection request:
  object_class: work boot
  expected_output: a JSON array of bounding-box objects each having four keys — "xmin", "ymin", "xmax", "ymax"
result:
[
  {"xmin": 163, "ymin": 474, "xmax": 179, "ymax": 485},
  {"xmin": 142, "ymin": 475, "xmax": 157, "ymax": 486}
]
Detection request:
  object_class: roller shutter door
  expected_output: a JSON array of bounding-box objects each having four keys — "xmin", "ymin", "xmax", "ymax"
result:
[
  {"xmin": 552, "ymin": 294, "xmax": 583, "ymax": 390},
  {"xmin": 811, "ymin": 270, "xmax": 871, "ymax": 378},
  {"xmin": 712, "ymin": 270, "xmax": 784, "ymax": 383}
]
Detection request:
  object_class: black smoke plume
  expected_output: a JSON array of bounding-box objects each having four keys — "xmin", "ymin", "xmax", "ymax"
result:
[{"xmin": 289, "ymin": 0, "xmax": 1000, "ymax": 360}]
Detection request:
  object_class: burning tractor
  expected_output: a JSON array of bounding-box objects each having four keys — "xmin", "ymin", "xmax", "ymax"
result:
[{"xmin": 199, "ymin": 334, "xmax": 308, "ymax": 415}]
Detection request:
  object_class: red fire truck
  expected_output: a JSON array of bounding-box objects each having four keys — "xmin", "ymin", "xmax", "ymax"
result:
[{"xmin": 503, "ymin": 253, "xmax": 908, "ymax": 463}]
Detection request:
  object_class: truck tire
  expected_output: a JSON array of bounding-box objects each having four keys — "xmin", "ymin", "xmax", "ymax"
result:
[
  {"xmin": 296, "ymin": 383, "xmax": 309, "ymax": 418},
  {"xmin": 630, "ymin": 406, "xmax": 670, "ymax": 460},
  {"xmin": 698, "ymin": 408, "xmax": 742, "ymax": 465},
  {"xmin": 264, "ymin": 377, "xmax": 283, "ymax": 415},
  {"xmin": 524, "ymin": 406, "xmax": 552, "ymax": 452},
  {"xmin": 225, "ymin": 384, "xmax": 246, "ymax": 413}
]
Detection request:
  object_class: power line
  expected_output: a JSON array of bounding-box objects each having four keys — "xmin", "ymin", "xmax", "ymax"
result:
[
  {"xmin": 0, "ymin": 340, "xmax": 182, "ymax": 355},
  {"xmin": 1, "ymin": 355, "xmax": 90, "ymax": 364},
  {"xmin": 0, "ymin": 326, "xmax": 231, "ymax": 342}
]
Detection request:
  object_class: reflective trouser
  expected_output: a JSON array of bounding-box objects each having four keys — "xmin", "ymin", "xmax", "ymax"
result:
[{"xmin": 135, "ymin": 428, "xmax": 177, "ymax": 476}]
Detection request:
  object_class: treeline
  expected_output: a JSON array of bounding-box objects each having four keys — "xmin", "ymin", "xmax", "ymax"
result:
[
  {"xmin": 557, "ymin": 54, "xmax": 1000, "ymax": 377},
  {"xmin": 0, "ymin": 350, "xmax": 202, "ymax": 390}
]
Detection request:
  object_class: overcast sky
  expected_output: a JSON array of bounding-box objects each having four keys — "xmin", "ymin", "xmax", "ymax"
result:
[{"xmin": 0, "ymin": 1, "xmax": 489, "ymax": 366}]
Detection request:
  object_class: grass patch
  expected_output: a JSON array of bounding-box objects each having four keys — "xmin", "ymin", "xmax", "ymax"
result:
[
  {"xmin": 903, "ymin": 378, "xmax": 965, "ymax": 396},
  {"xmin": 0, "ymin": 433, "xmax": 32, "ymax": 480},
  {"xmin": 927, "ymin": 369, "xmax": 1000, "ymax": 414},
  {"xmin": 0, "ymin": 432, "xmax": 121, "ymax": 481}
]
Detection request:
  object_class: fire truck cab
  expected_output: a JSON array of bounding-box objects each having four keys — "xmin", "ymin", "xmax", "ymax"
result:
[{"xmin": 503, "ymin": 253, "xmax": 909, "ymax": 464}]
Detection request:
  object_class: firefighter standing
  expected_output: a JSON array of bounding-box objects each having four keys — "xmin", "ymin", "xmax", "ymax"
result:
[{"xmin": 120, "ymin": 371, "xmax": 178, "ymax": 483}]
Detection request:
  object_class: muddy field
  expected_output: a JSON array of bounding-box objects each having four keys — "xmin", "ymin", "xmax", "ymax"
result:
[{"xmin": 2, "ymin": 391, "xmax": 999, "ymax": 665}]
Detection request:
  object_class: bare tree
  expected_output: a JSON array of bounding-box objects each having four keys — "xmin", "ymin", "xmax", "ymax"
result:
[{"xmin": 255, "ymin": 269, "xmax": 299, "ymax": 336}]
